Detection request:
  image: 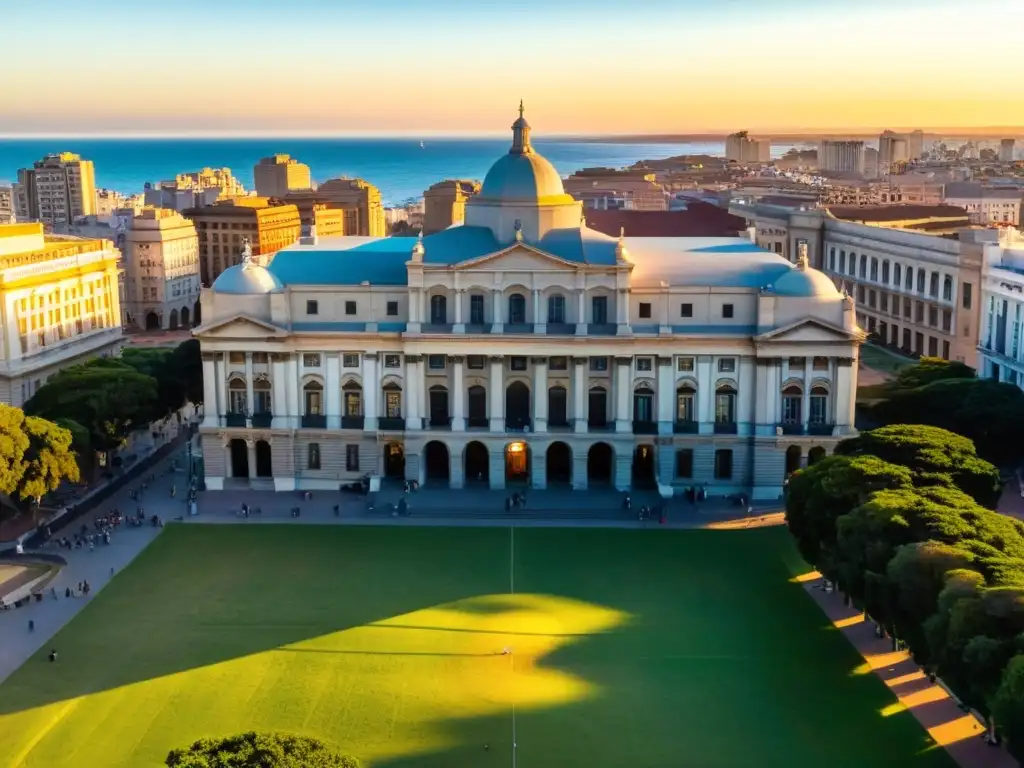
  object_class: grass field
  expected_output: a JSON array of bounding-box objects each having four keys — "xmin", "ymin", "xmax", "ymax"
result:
[{"xmin": 0, "ymin": 525, "xmax": 953, "ymax": 768}]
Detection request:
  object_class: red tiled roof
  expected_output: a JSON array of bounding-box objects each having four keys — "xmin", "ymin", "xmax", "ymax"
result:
[{"xmin": 584, "ymin": 203, "xmax": 747, "ymax": 238}]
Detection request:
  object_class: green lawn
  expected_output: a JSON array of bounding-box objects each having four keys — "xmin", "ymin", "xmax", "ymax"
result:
[{"xmin": 0, "ymin": 525, "xmax": 952, "ymax": 768}]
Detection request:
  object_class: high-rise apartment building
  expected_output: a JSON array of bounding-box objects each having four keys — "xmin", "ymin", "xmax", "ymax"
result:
[
  {"xmin": 878, "ymin": 130, "xmax": 922, "ymax": 173},
  {"xmin": 254, "ymin": 154, "xmax": 312, "ymax": 198},
  {"xmin": 183, "ymin": 197, "xmax": 301, "ymax": 285},
  {"xmin": 423, "ymin": 180, "xmax": 480, "ymax": 234},
  {"xmin": 123, "ymin": 208, "xmax": 201, "ymax": 331},
  {"xmin": 285, "ymin": 178, "xmax": 385, "ymax": 237},
  {"xmin": 818, "ymin": 141, "xmax": 866, "ymax": 175},
  {"xmin": 1000, "ymin": 139, "xmax": 1016, "ymax": 163},
  {"xmin": 13, "ymin": 153, "xmax": 97, "ymax": 228},
  {"xmin": 0, "ymin": 222, "xmax": 122, "ymax": 405},
  {"xmin": 0, "ymin": 186, "xmax": 13, "ymax": 224},
  {"xmin": 725, "ymin": 131, "xmax": 771, "ymax": 164},
  {"xmin": 144, "ymin": 167, "xmax": 247, "ymax": 211},
  {"xmin": 908, "ymin": 130, "xmax": 925, "ymax": 161}
]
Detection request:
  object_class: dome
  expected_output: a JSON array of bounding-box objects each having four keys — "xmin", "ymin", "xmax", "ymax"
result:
[
  {"xmin": 772, "ymin": 263, "xmax": 841, "ymax": 297},
  {"xmin": 479, "ymin": 152, "xmax": 566, "ymax": 202},
  {"xmin": 212, "ymin": 261, "xmax": 284, "ymax": 295}
]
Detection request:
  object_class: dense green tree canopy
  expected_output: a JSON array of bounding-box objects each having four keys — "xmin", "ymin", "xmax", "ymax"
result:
[
  {"xmin": 166, "ymin": 732, "xmax": 359, "ymax": 768},
  {"xmin": 890, "ymin": 356, "xmax": 976, "ymax": 390}
]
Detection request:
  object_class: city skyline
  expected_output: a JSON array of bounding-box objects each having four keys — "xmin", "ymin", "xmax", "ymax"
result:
[{"xmin": 3, "ymin": 0, "xmax": 1021, "ymax": 136}]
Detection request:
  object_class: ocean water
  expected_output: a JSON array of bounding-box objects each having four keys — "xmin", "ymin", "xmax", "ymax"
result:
[{"xmin": 0, "ymin": 137, "xmax": 785, "ymax": 206}]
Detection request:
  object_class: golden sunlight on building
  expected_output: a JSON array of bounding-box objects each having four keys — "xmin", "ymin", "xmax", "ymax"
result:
[
  {"xmin": 14, "ymin": 153, "xmax": 98, "ymax": 229},
  {"xmin": 253, "ymin": 154, "xmax": 312, "ymax": 198},
  {"xmin": 0, "ymin": 223, "xmax": 123, "ymax": 406}
]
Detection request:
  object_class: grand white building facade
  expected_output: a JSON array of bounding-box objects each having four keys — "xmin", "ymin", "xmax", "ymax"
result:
[
  {"xmin": 979, "ymin": 231, "xmax": 1024, "ymax": 390},
  {"xmin": 195, "ymin": 109, "xmax": 864, "ymax": 499}
]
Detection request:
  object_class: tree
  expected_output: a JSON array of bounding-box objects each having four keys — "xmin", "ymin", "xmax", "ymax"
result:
[
  {"xmin": 836, "ymin": 425, "xmax": 1002, "ymax": 508},
  {"xmin": 992, "ymin": 655, "xmax": 1024, "ymax": 759},
  {"xmin": 166, "ymin": 732, "xmax": 359, "ymax": 768},
  {"xmin": 0, "ymin": 404, "xmax": 30, "ymax": 496},
  {"xmin": 170, "ymin": 339, "xmax": 203, "ymax": 406},
  {"xmin": 17, "ymin": 416, "xmax": 79, "ymax": 502},
  {"xmin": 890, "ymin": 356, "xmax": 976, "ymax": 391}
]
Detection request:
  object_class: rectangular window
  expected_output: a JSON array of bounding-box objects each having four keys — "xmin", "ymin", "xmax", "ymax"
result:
[
  {"xmin": 590, "ymin": 357, "xmax": 608, "ymax": 372},
  {"xmin": 470, "ymin": 294, "xmax": 485, "ymax": 324},
  {"xmin": 942, "ymin": 310, "xmax": 952, "ymax": 332},
  {"xmin": 915, "ymin": 302, "xmax": 924, "ymax": 323},
  {"xmin": 343, "ymin": 353, "xmax": 359, "ymax": 368},
  {"xmin": 903, "ymin": 298, "xmax": 912, "ymax": 319},
  {"xmin": 928, "ymin": 306, "xmax": 938, "ymax": 327},
  {"xmin": 676, "ymin": 388, "xmax": 695, "ymax": 422},
  {"xmin": 252, "ymin": 352, "xmax": 268, "ymax": 364},
  {"xmin": 677, "ymin": 357, "xmax": 695, "ymax": 372},
  {"xmin": 962, "ymin": 282, "xmax": 973, "ymax": 310},
  {"xmin": 928, "ymin": 336, "xmax": 938, "ymax": 356},
  {"xmin": 942, "ymin": 340, "xmax": 950, "ymax": 359},
  {"xmin": 345, "ymin": 301, "xmax": 357, "ymax": 315},
  {"xmin": 680, "ymin": 303, "xmax": 693, "ymax": 318},
  {"xmin": 636, "ymin": 357, "xmax": 653, "ymax": 372},
  {"xmin": 812, "ymin": 356, "xmax": 829, "ymax": 370},
  {"xmin": 868, "ymin": 290, "xmax": 876, "ymax": 309},
  {"xmin": 510, "ymin": 356, "xmax": 528, "ymax": 371},
  {"xmin": 638, "ymin": 302, "xmax": 652, "ymax": 319},
  {"xmin": 722, "ymin": 303, "xmax": 734, "ymax": 319},
  {"xmin": 385, "ymin": 391, "xmax": 402, "ymax": 417},
  {"xmin": 307, "ymin": 443, "xmax": 321, "ymax": 470},
  {"xmin": 386, "ymin": 301, "xmax": 398, "ymax": 316},
  {"xmin": 788, "ymin": 356, "xmax": 805, "ymax": 369},
  {"xmin": 549, "ymin": 356, "xmax": 568, "ymax": 371},
  {"xmin": 428, "ymin": 354, "xmax": 446, "ymax": 370},
  {"xmin": 714, "ymin": 449, "xmax": 733, "ymax": 480},
  {"xmin": 675, "ymin": 449, "xmax": 694, "ymax": 479},
  {"xmin": 467, "ymin": 355, "xmax": 486, "ymax": 370},
  {"xmin": 346, "ymin": 445, "xmax": 360, "ymax": 472},
  {"xmin": 303, "ymin": 353, "xmax": 321, "ymax": 368},
  {"xmin": 384, "ymin": 354, "xmax": 401, "ymax": 369},
  {"xmin": 591, "ymin": 296, "xmax": 608, "ymax": 324},
  {"xmin": 857, "ymin": 285, "xmax": 865, "ymax": 304},
  {"xmin": 306, "ymin": 300, "xmax": 318, "ymax": 315},
  {"xmin": 718, "ymin": 358, "xmax": 736, "ymax": 373},
  {"xmin": 915, "ymin": 331, "xmax": 924, "ymax": 354},
  {"xmin": 880, "ymin": 293, "xmax": 889, "ymax": 313}
]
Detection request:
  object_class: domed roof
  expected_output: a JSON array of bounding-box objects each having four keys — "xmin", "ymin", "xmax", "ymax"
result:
[
  {"xmin": 212, "ymin": 261, "xmax": 283, "ymax": 295},
  {"xmin": 478, "ymin": 101, "xmax": 569, "ymax": 203},
  {"xmin": 772, "ymin": 257, "xmax": 840, "ymax": 297}
]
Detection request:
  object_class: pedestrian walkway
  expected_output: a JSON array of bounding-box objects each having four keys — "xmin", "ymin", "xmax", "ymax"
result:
[
  {"xmin": 802, "ymin": 573, "xmax": 1016, "ymax": 768},
  {"xmin": 0, "ymin": 445, "xmax": 190, "ymax": 686}
]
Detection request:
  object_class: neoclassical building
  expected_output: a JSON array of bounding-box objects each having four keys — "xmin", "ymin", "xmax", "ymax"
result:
[{"xmin": 195, "ymin": 108, "xmax": 864, "ymax": 499}]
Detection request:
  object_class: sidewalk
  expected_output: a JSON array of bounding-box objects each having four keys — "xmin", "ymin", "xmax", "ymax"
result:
[
  {"xmin": 0, "ymin": 444, "xmax": 191, "ymax": 686},
  {"xmin": 803, "ymin": 574, "xmax": 1015, "ymax": 768}
]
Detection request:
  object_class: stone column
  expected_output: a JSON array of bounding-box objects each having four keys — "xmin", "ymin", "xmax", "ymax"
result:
[
  {"xmin": 738, "ymin": 356, "xmax": 755, "ymax": 433},
  {"xmin": 533, "ymin": 288, "xmax": 546, "ymax": 333},
  {"xmin": 489, "ymin": 356, "xmax": 505, "ymax": 432},
  {"xmin": 656, "ymin": 356, "xmax": 673, "ymax": 435},
  {"xmin": 530, "ymin": 446, "xmax": 546, "ymax": 490},
  {"xmin": 453, "ymin": 289, "xmax": 465, "ymax": 333},
  {"xmin": 326, "ymin": 353, "xmax": 341, "ymax": 429},
  {"xmin": 801, "ymin": 356, "xmax": 812, "ymax": 431},
  {"xmin": 834, "ymin": 357, "xmax": 855, "ymax": 431},
  {"xmin": 244, "ymin": 353, "xmax": 255, "ymax": 423},
  {"xmin": 451, "ymin": 356, "xmax": 466, "ymax": 431},
  {"xmin": 532, "ymin": 357, "xmax": 548, "ymax": 433},
  {"xmin": 362, "ymin": 353, "xmax": 378, "ymax": 431},
  {"xmin": 246, "ymin": 437, "xmax": 256, "ymax": 481},
  {"xmin": 575, "ymin": 288, "xmax": 587, "ymax": 335},
  {"xmin": 271, "ymin": 354, "xmax": 287, "ymax": 422},
  {"xmin": 406, "ymin": 355, "xmax": 422, "ymax": 430},
  {"xmin": 697, "ymin": 354, "xmax": 713, "ymax": 434},
  {"xmin": 202, "ymin": 353, "xmax": 217, "ymax": 427},
  {"xmin": 614, "ymin": 356, "xmax": 631, "ymax": 432},
  {"xmin": 616, "ymin": 288, "xmax": 631, "ymax": 335},
  {"xmin": 215, "ymin": 354, "xmax": 228, "ymax": 424},
  {"xmin": 571, "ymin": 451, "xmax": 588, "ymax": 490},
  {"xmin": 286, "ymin": 355, "xmax": 300, "ymax": 429},
  {"xmin": 491, "ymin": 289, "xmax": 503, "ymax": 333},
  {"xmin": 573, "ymin": 357, "xmax": 587, "ymax": 433}
]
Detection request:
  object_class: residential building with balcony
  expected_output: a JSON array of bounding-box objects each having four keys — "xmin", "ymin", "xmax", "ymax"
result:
[
  {"xmin": 14, "ymin": 153, "xmax": 97, "ymax": 228},
  {"xmin": 423, "ymin": 179, "xmax": 480, "ymax": 234},
  {"xmin": 0, "ymin": 223, "xmax": 122, "ymax": 405},
  {"xmin": 195, "ymin": 108, "xmax": 863, "ymax": 499},
  {"xmin": 979, "ymin": 230, "xmax": 1024, "ymax": 389},
  {"xmin": 123, "ymin": 208, "xmax": 201, "ymax": 330}
]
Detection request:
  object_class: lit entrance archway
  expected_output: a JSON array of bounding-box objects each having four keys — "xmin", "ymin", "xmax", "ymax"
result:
[
  {"xmin": 383, "ymin": 442, "xmax": 405, "ymax": 478},
  {"xmin": 546, "ymin": 441, "xmax": 571, "ymax": 485},
  {"xmin": 255, "ymin": 440, "xmax": 272, "ymax": 478},
  {"xmin": 632, "ymin": 445, "xmax": 656, "ymax": 488},
  {"xmin": 229, "ymin": 439, "xmax": 249, "ymax": 479},
  {"xmin": 464, "ymin": 441, "xmax": 489, "ymax": 484},
  {"xmin": 587, "ymin": 442, "xmax": 613, "ymax": 485},
  {"xmin": 506, "ymin": 441, "xmax": 529, "ymax": 483},
  {"xmin": 424, "ymin": 441, "xmax": 450, "ymax": 482}
]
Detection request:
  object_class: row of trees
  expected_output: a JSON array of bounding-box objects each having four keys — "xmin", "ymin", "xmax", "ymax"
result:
[
  {"xmin": 166, "ymin": 732, "xmax": 358, "ymax": 768},
  {"xmin": 787, "ymin": 353, "xmax": 1024, "ymax": 755}
]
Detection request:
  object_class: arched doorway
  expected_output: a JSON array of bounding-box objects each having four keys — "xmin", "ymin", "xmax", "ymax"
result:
[
  {"xmin": 548, "ymin": 386, "xmax": 568, "ymax": 427},
  {"xmin": 424, "ymin": 441, "xmax": 450, "ymax": 482},
  {"xmin": 505, "ymin": 441, "xmax": 529, "ymax": 483},
  {"xmin": 193, "ymin": 300, "xmax": 202, "ymax": 325},
  {"xmin": 255, "ymin": 440, "xmax": 272, "ymax": 477},
  {"xmin": 546, "ymin": 441, "xmax": 571, "ymax": 485},
  {"xmin": 180, "ymin": 306, "xmax": 190, "ymax": 327},
  {"xmin": 632, "ymin": 445, "xmax": 656, "ymax": 488},
  {"xmin": 464, "ymin": 441, "xmax": 489, "ymax": 484},
  {"xmin": 169, "ymin": 309, "xmax": 179, "ymax": 330},
  {"xmin": 428, "ymin": 385, "xmax": 449, "ymax": 427},
  {"xmin": 808, "ymin": 446, "xmax": 826, "ymax": 466},
  {"xmin": 785, "ymin": 445, "xmax": 802, "ymax": 476},
  {"xmin": 587, "ymin": 442, "xmax": 613, "ymax": 485},
  {"xmin": 229, "ymin": 439, "xmax": 249, "ymax": 479},
  {"xmin": 588, "ymin": 386, "xmax": 608, "ymax": 428},
  {"xmin": 383, "ymin": 442, "xmax": 404, "ymax": 478},
  {"xmin": 505, "ymin": 382, "xmax": 530, "ymax": 430},
  {"xmin": 467, "ymin": 385, "xmax": 487, "ymax": 427},
  {"xmin": 145, "ymin": 311, "xmax": 160, "ymax": 331}
]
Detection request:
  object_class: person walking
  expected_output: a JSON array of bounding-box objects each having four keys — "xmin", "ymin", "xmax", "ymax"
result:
[{"xmin": 28, "ymin": 620, "xmax": 34, "ymax": 632}]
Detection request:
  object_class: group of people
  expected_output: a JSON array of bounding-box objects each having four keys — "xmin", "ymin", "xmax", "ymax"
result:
[{"xmin": 504, "ymin": 491, "xmax": 527, "ymax": 512}]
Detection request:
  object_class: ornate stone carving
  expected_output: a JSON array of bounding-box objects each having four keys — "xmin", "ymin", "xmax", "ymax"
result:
[{"xmin": 447, "ymin": 355, "xmax": 465, "ymax": 364}]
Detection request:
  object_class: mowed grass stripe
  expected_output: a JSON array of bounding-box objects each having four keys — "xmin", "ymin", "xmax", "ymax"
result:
[{"xmin": 0, "ymin": 524, "xmax": 951, "ymax": 768}]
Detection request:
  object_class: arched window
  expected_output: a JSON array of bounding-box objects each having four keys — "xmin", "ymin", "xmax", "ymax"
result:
[
  {"xmin": 382, "ymin": 381, "xmax": 402, "ymax": 418},
  {"xmin": 676, "ymin": 383, "xmax": 696, "ymax": 424},
  {"xmin": 548, "ymin": 385, "xmax": 568, "ymax": 427},
  {"xmin": 929, "ymin": 272, "xmax": 939, "ymax": 298},
  {"xmin": 633, "ymin": 382, "xmax": 654, "ymax": 423},
  {"xmin": 429, "ymin": 294, "xmax": 447, "ymax": 324},
  {"xmin": 228, "ymin": 376, "xmax": 247, "ymax": 414},
  {"xmin": 870, "ymin": 257, "xmax": 878, "ymax": 281},
  {"xmin": 588, "ymin": 385, "xmax": 608, "ymax": 428},
  {"xmin": 253, "ymin": 378, "xmax": 272, "ymax": 414},
  {"xmin": 468, "ymin": 385, "xmax": 487, "ymax": 426},
  {"xmin": 917, "ymin": 269, "xmax": 926, "ymax": 293},
  {"xmin": 905, "ymin": 266, "xmax": 914, "ymax": 291},
  {"xmin": 858, "ymin": 254, "xmax": 867, "ymax": 279},
  {"xmin": 714, "ymin": 384, "xmax": 736, "ymax": 425},
  {"xmin": 839, "ymin": 250, "xmax": 847, "ymax": 273},
  {"xmin": 343, "ymin": 380, "xmax": 362, "ymax": 416},
  {"xmin": 943, "ymin": 275, "xmax": 953, "ymax": 301},
  {"xmin": 828, "ymin": 247, "xmax": 836, "ymax": 271},
  {"xmin": 508, "ymin": 293, "xmax": 526, "ymax": 324},
  {"xmin": 428, "ymin": 384, "xmax": 449, "ymax": 427},
  {"xmin": 809, "ymin": 385, "xmax": 829, "ymax": 425},
  {"xmin": 881, "ymin": 260, "xmax": 890, "ymax": 284},
  {"xmin": 547, "ymin": 294, "xmax": 566, "ymax": 324},
  {"xmin": 303, "ymin": 380, "xmax": 324, "ymax": 416},
  {"xmin": 848, "ymin": 252, "xmax": 856, "ymax": 277},
  {"xmin": 893, "ymin": 263, "xmax": 902, "ymax": 287},
  {"xmin": 781, "ymin": 384, "xmax": 802, "ymax": 425}
]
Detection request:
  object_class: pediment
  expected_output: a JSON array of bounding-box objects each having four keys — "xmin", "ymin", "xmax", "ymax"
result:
[
  {"xmin": 452, "ymin": 244, "xmax": 578, "ymax": 272},
  {"xmin": 755, "ymin": 318, "xmax": 863, "ymax": 344},
  {"xmin": 194, "ymin": 314, "xmax": 288, "ymax": 339}
]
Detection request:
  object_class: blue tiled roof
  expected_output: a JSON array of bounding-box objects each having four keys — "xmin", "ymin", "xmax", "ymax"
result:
[
  {"xmin": 421, "ymin": 226, "xmax": 500, "ymax": 264},
  {"xmin": 689, "ymin": 242, "xmax": 766, "ymax": 254},
  {"xmin": 539, "ymin": 226, "xmax": 618, "ymax": 264},
  {"xmin": 269, "ymin": 238, "xmax": 412, "ymax": 286}
]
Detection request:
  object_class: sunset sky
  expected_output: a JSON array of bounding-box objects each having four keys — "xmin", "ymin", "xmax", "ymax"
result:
[{"xmin": 2, "ymin": 0, "xmax": 1020, "ymax": 136}]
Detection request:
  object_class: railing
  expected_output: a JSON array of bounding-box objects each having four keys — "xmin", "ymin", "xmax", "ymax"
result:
[
  {"xmin": 378, "ymin": 417, "xmax": 406, "ymax": 431},
  {"xmin": 587, "ymin": 420, "xmax": 613, "ymax": 431},
  {"xmin": 808, "ymin": 422, "xmax": 835, "ymax": 436},
  {"xmin": 714, "ymin": 421, "xmax": 738, "ymax": 435},
  {"xmin": 251, "ymin": 412, "xmax": 273, "ymax": 429},
  {"xmin": 779, "ymin": 423, "xmax": 804, "ymax": 436},
  {"xmin": 632, "ymin": 420, "xmax": 658, "ymax": 435},
  {"xmin": 301, "ymin": 414, "xmax": 327, "ymax": 429},
  {"xmin": 673, "ymin": 420, "xmax": 699, "ymax": 434},
  {"xmin": 224, "ymin": 413, "xmax": 246, "ymax": 428},
  {"xmin": 467, "ymin": 416, "xmax": 489, "ymax": 429},
  {"xmin": 505, "ymin": 417, "xmax": 532, "ymax": 433},
  {"xmin": 341, "ymin": 415, "xmax": 365, "ymax": 429}
]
